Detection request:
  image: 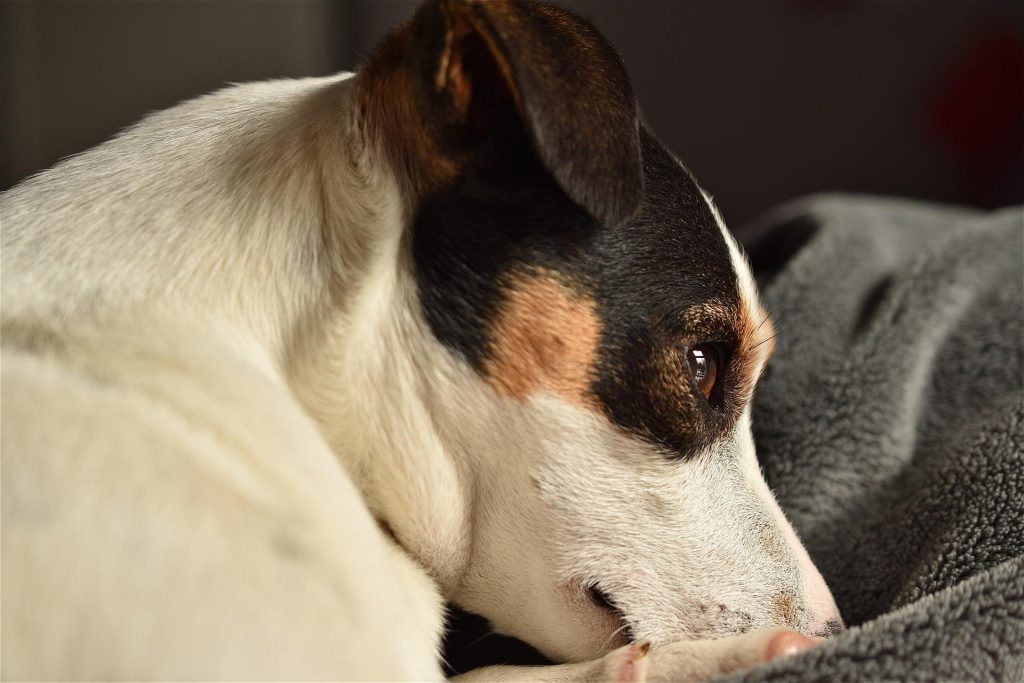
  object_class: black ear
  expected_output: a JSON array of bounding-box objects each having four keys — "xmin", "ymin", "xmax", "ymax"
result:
[{"xmin": 359, "ymin": 0, "xmax": 644, "ymax": 227}]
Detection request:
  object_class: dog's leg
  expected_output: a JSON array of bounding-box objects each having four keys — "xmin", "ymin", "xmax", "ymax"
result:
[
  {"xmin": 1, "ymin": 339, "xmax": 448, "ymax": 681},
  {"xmin": 453, "ymin": 628, "xmax": 818, "ymax": 683},
  {"xmin": 451, "ymin": 641, "xmax": 652, "ymax": 683}
]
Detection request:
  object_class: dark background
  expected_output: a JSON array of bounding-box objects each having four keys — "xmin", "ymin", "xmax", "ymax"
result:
[{"xmin": 2, "ymin": 1, "xmax": 1021, "ymax": 228}]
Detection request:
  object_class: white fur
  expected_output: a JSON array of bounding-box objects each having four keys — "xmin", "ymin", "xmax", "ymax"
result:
[
  {"xmin": 700, "ymin": 188, "xmax": 762, "ymax": 316},
  {"xmin": 1, "ymin": 69, "xmax": 838, "ymax": 682},
  {"xmin": 700, "ymin": 187, "xmax": 839, "ymax": 633}
]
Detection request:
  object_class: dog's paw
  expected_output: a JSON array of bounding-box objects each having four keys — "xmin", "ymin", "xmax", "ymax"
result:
[
  {"xmin": 643, "ymin": 628, "xmax": 821, "ymax": 682},
  {"xmin": 761, "ymin": 628, "xmax": 820, "ymax": 662},
  {"xmin": 450, "ymin": 630, "xmax": 819, "ymax": 683},
  {"xmin": 597, "ymin": 640, "xmax": 651, "ymax": 683}
]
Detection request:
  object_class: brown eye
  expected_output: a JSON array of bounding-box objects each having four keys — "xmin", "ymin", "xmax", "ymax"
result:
[{"xmin": 687, "ymin": 344, "xmax": 720, "ymax": 401}]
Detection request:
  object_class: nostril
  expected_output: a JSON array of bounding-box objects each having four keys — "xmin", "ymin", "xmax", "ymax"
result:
[{"xmin": 813, "ymin": 618, "xmax": 846, "ymax": 638}]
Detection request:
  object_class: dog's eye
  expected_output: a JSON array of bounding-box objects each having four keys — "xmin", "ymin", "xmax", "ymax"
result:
[{"xmin": 687, "ymin": 344, "xmax": 720, "ymax": 401}]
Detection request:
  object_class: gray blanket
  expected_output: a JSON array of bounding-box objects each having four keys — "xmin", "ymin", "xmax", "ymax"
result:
[
  {"xmin": 726, "ymin": 195, "xmax": 1024, "ymax": 683},
  {"xmin": 443, "ymin": 196, "xmax": 1024, "ymax": 681}
]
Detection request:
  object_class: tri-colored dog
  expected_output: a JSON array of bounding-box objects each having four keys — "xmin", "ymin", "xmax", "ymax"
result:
[{"xmin": 1, "ymin": 0, "xmax": 842, "ymax": 679}]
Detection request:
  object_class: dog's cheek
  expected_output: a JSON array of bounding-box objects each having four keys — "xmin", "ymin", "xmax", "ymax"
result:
[{"xmin": 528, "ymin": 427, "xmax": 811, "ymax": 644}]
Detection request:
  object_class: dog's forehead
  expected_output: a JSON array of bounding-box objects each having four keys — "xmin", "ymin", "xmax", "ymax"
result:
[
  {"xmin": 590, "ymin": 131, "xmax": 739, "ymax": 321},
  {"xmin": 413, "ymin": 128, "xmax": 762, "ymax": 456}
]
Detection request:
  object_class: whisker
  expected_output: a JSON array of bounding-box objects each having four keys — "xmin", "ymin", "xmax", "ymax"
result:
[
  {"xmin": 599, "ymin": 621, "xmax": 632, "ymax": 652},
  {"xmin": 464, "ymin": 629, "xmax": 499, "ymax": 649},
  {"xmin": 755, "ymin": 312, "xmax": 772, "ymax": 332},
  {"xmin": 438, "ymin": 650, "xmax": 453, "ymax": 674},
  {"xmin": 751, "ymin": 331, "xmax": 780, "ymax": 350}
]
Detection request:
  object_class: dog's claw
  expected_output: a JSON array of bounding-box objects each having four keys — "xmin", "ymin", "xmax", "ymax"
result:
[{"xmin": 608, "ymin": 640, "xmax": 651, "ymax": 683}]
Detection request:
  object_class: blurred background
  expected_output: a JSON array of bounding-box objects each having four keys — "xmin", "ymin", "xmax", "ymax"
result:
[{"xmin": 2, "ymin": 0, "xmax": 1021, "ymax": 228}]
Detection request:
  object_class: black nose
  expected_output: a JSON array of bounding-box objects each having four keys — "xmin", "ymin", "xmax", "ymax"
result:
[{"xmin": 814, "ymin": 618, "xmax": 846, "ymax": 637}]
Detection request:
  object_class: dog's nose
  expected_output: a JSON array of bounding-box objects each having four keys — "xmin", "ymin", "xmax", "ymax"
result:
[
  {"xmin": 799, "ymin": 557, "xmax": 843, "ymax": 637},
  {"xmin": 772, "ymin": 518, "xmax": 843, "ymax": 635}
]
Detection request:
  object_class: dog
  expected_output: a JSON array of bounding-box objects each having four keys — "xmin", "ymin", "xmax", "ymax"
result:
[{"xmin": 1, "ymin": 0, "xmax": 843, "ymax": 680}]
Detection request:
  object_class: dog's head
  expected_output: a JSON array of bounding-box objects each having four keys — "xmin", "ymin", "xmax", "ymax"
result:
[{"xmin": 352, "ymin": 0, "xmax": 841, "ymax": 662}]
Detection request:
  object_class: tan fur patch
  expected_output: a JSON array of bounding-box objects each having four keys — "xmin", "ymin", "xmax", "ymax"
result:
[
  {"xmin": 649, "ymin": 339, "xmax": 702, "ymax": 424},
  {"xmin": 771, "ymin": 591, "xmax": 799, "ymax": 625},
  {"xmin": 353, "ymin": 19, "xmax": 460, "ymax": 204},
  {"xmin": 435, "ymin": 12, "xmax": 474, "ymax": 117},
  {"xmin": 353, "ymin": 2, "xmax": 523, "ymax": 207},
  {"xmin": 484, "ymin": 270, "xmax": 600, "ymax": 408},
  {"xmin": 733, "ymin": 295, "xmax": 775, "ymax": 405}
]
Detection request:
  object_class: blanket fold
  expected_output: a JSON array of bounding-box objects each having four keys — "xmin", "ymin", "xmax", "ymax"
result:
[{"xmin": 730, "ymin": 195, "xmax": 1024, "ymax": 682}]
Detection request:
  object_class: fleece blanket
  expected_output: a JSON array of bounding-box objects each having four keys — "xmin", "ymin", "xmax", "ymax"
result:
[
  {"xmin": 725, "ymin": 195, "xmax": 1024, "ymax": 682},
  {"xmin": 443, "ymin": 196, "xmax": 1024, "ymax": 681}
]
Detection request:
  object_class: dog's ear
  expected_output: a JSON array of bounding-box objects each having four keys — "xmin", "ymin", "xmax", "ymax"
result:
[{"xmin": 355, "ymin": 0, "xmax": 644, "ymax": 227}]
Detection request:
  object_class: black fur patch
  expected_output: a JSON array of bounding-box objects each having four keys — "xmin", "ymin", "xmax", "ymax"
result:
[
  {"xmin": 391, "ymin": 0, "xmax": 745, "ymax": 457},
  {"xmin": 413, "ymin": 129, "xmax": 742, "ymax": 458}
]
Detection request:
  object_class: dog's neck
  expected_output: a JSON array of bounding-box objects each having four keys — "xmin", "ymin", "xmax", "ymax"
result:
[
  {"xmin": 2, "ymin": 72, "xmax": 474, "ymax": 596},
  {"xmin": 281, "ymin": 77, "xmax": 475, "ymax": 596}
]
